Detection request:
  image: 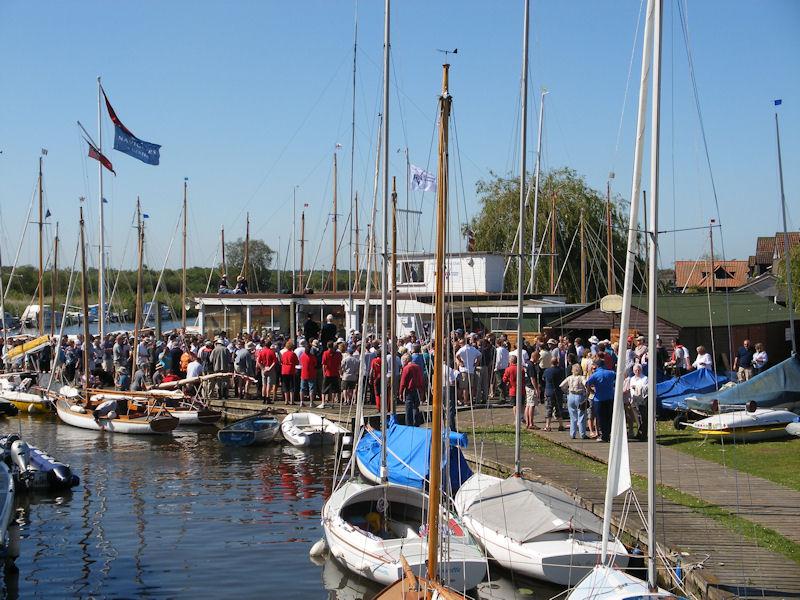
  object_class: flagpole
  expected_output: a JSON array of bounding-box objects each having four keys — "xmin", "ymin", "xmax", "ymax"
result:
[{"xmin": 97, "ymin": 76, "xmax": 106, "ymax": 340}]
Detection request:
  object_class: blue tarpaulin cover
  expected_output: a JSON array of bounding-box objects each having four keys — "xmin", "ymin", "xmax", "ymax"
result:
[
  {"xmin": 687, "ymin": 356, "xmax": 800, "ymax": 413},
  {"xmin": 356, "ymin": 417, "xmax": 472, "ymax": 492},
  {"xmin": 657, "ymin": 368, "xmax": 729, "ymax": 412}
]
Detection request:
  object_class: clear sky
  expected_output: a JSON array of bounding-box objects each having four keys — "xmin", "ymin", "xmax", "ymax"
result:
[{"xmin": 0, "ymin": 0, "xmax": 798, "ymax": 280}]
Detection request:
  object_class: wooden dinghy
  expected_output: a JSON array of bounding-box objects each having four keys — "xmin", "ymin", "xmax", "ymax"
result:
[
  {"xmin": 281, "ymin": 412, "xmax": 349, "ymax": 447},
  {"xmin": 85, "ymin": 388, "xmax": 222, "ymax": 426},
  {"xmin": 217, "ymin": 413, "xmax": 281, "ymax": 447},
  {"xmin": 54, "ymin": 389, "xmax": 178, "ymax": 435}
]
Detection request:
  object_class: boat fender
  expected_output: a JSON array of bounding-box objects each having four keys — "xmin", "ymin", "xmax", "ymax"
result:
[
  {"xmin": 106, "ymin": 411, "xmax": 118, "ymax": 419},
  {"xmin": 309, "ymin": 538, "xmax": 327, "ymax": 558},
  {"xmin": 27, "ymin": 403, "xmax": 37, "ymax": 414},
  {"xmin": 69, "ymin": 405, "xmax": 87, "ymax": 414}
]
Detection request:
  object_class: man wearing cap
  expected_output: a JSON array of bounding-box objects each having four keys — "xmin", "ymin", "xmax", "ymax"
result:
[{"xmin": 210, "ymin": 337, "xmax": 232, "ymax": 399}]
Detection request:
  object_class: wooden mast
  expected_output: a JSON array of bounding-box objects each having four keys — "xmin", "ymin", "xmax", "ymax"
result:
[
  {"xmin": 51, "ymin": 222, "xmax": 59, "ymax": 337},
  {"xmin": 182, "ymin": 179, "xmax": 188, "ymax": 330},
  {"xmin": 389, "ymin": 176, "xmax": 397, "ymax": 410},
  {"xmin": 354, "ymin": 192, "xmax": 360, "ymax": 292},
  {"xmin": 133, "ymin": 198, "xmax": 144, "ymax": 372},
  {"xmin": 79, "ymin": 207, "xmax": 91, "ymax": 388},
  {"xmin": 580, "ymin": 210, "xmax": 587, "ymax": 303},
  {"xmin": 241, "ymin": 213, "xmax": 251, "ymax": 284},
  {"xmin": 606, "ymin": 180, "xmax": 615, "ymax": 295},
  {"xmin": 221, "ymin": 226, "xmax": 227, "ymax": 277},
  {"xmin": 38, "ymin": 156, "xmax": 44, "ymax": 336},
  {"xmin": 299, "ymin": 210, "xmax": 305, "ymax": 291},
  {"xmin": 549, "ymin": 190, "xmax": 556, "ymax": 294},
  {"xmin": 426, "ymin": 61, "xmax": 451, "ymax": 585},
  {"xmin": 332, "ymin": 151, "xmax": 338, "ymax": 292}
]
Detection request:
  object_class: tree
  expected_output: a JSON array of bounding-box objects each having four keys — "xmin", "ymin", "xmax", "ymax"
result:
[
  {"xmin": 225, "ymin": 238, "xmax": 274, "ymax": 292},
  {"xmin": 464, "ymin": 167, "xmax": 644, "ymax": 303},
  {"xmin": 775, "ymin": 244, "xmax": 800, "ymax": 312}
]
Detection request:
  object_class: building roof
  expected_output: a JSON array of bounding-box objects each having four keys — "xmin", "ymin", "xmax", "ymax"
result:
[
  {"xmin": 674, "ymin": 260, "xmax": 749, "ymax": 290},
  {"xmin": 755, "ymin": 236, "xmax": 775, "ymax": 265},
  {"xmin": 630, "ymin": 292, "xmax": 798, "ymax": 328},
  {"xmin": 775, "ymin": 232, "xmax": 800, "ymax": 260}
]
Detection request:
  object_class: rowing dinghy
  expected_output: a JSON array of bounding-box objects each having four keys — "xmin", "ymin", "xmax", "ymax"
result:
[
  {"xmin": 281, "ymin": 412, "xmax": 349, "ymax": 447},
  {"xmin": 54, "ymin": 392, "xmax": 178, "ymax": 435},
  {"xmin": 687, "ymin": 407, "xmax": 799, "ymax": 442},
  {"xmin": 217, "ymin": 413, "xmax": 281, "ymax": 447}
]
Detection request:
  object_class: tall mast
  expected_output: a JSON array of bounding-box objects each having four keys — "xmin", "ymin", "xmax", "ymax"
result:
[
  {"xmin": 292, "ymin": 187, "xmax": 297, "ymax": 293},
  {"xmin": 379, "ymin": 0, "xmax": 390, "ymax": 484},
  {"xmin": 348, "ymin": 2, "xmax": 358, "ymax": 305},
  {"xmin": 426, "ymin": 61, "xmax": 451, "ymax": 584},
  {"xmin": 526, "ymin": 89, "xmax": 546, "ymax": 293},
  {"xmin": 775, "ymin": 104, "xmax": 796, "ymax": 355},
  {"xmin": 80, "ymin": 207, "xmax": 91, "ymax": 388},
  {"xmin": 133, "ymin": 199, "xmax": 144, "ymax": 371},
  {"xmin": 354, "ymin": 192, "xmax": 360, "ymax": 291},
  {"xmin": 550, "ymin": 190, "xmax": 557, "ymax": 294},
  {"xmin": 97, "ymin": 76, "xmax": 106, "ymax": 340},
  {"xmin": 0, "ymin": 243, "xmax": 6, "ymax": 352},
  {"xmin": 332, "ymin": 151, "xmax": 338, "ymax": 292},
  {"xmin": 182, "ymin": 179, "xmax": 188, "ymax": 330},
  {"xmin": 299, "ymin": 210, "xmax": 305, "ymax": 291},
  {"xmin": 37, "ymin": 156, "xmax": 44, "ymax": 336},
  {"xmin": 221, "ymin": 226, "xmax": 226, "ymax": 277},
  {"xmin": 600, "ymin": 0, "xmax": 655, "ymax": 566},
  {"xmin": 580, "ymin": 210, "xmax": 587, "ymax": 303},
  {"xmin": 708, "ymin": 218, "xmax": 716, "ymax": 293},
  {"xmin": 389, "ymin": 176, "xmax": 397, "ymax": 412},
  {"xmin": 242, "ymin": 213, "xmax": 250, "ymax": 282},
  {"xmin": 514, "ymin": 0, "xmax": 530, "ymax": 477},
  {"xmin": 606, "ymin": 178, "xmax": 616, "ymax": 295},
  {"xmin": 646, "ymin": 0, "xmax": 663, "ymax": 590},
  {"xmin": 51, "ymin": 222, "xmax": 59, "ymax": 337}
]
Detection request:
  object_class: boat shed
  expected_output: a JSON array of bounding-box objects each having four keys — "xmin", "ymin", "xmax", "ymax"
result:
[{"xmin": 549, "ymin": 292, "xmax": 800, "ymax": 367}]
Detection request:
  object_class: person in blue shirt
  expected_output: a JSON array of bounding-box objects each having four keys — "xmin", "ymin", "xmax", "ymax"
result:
[{"xmin": 585, "ymin": 359, "xmax": 616, "ymax": 442}]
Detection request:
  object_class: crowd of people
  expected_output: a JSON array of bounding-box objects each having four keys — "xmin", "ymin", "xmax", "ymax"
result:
[{"xmin": 1, "ymin": 313, "xmax": 770, "ymax": 441}]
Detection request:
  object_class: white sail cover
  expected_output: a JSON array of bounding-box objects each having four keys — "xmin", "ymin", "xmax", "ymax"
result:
[{"xmin": 461, "ymin": 477, "xmax": 604, "ymax": 544}]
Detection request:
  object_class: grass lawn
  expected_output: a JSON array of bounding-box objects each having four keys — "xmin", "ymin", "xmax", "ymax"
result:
[
  {"xmin": 656, "ymin": 421, "xmax": 800, "ymax": 492},
  {"xmin": 474, "ymin": 425, "xmax": 800, "ymax": 565}
]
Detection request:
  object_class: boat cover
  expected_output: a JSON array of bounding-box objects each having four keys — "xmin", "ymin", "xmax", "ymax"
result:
[
  {"xmin": 687, "ymin": 356, "xmax": 800, "ymax": 413},
  {"xmin": 356, "ymin": 417, "xmax": 471, "ymax": 492},
  {"xmin": 461, "ymin": 477, "xmax": 604, "ymax": 544},
  {"xmin": 658, "ymin": 368, "xmax": 729, "ymax": 412}
]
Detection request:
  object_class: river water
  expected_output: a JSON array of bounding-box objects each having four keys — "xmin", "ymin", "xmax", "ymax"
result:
[{"xmin": 1, "ymin": 417, "xmax": 563, "ymax": 599}]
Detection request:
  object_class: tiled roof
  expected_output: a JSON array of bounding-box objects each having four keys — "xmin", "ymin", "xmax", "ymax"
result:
[
  {"xmin": 774, "ymin": 232, "xmax": 800, "ymax": 260},
  {"xmin": 755, "ymin": 236, "xmax": 775, "ymax": 265},
  {"xmin": 674, "ymin": 260, "xmax": 749, "ymax": 290}
]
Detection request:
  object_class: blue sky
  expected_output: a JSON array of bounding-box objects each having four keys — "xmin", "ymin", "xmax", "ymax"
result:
[{"xmin": 0, "ymin": 0, "xmax": 797, "ymax": 280}]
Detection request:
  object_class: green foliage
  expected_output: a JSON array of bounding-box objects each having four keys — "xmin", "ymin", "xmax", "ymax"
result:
[
  {"xmin": 224, "ymin": 238, "xmax": 274, "ymax": 293},
  {"xmin": 775, "ymin": 244, "xmax": 800, "ymax": 312},
  {"xmin": 464, "ymin": 168, "xmax": 645, "ymax": 301}
]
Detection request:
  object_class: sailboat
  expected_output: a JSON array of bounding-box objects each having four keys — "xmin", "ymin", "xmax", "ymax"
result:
[
  {"xmin": 568, "ymin": 0, "xmax": 685, "ymax": 597},
  {"xmin": 53, "ymin": 207, "xmax": 179, "ymax": 435},
  {"xmin": 453, "ymin": 0, "xmax": 627, "ymax": 588},
  {"xmin": 321, "ymin": 5, "xmax": 486, "ymax": 590}
]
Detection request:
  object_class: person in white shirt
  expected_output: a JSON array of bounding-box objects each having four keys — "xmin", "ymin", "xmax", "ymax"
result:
[
  {"xmin": 493, "ymin": 340, "xmax": 510, "ymax": 401},
  {"xmin": 455, "ymin": 339, "xmax": 481, "ymax": 405},
  {"xmin": 692, "ymin": 346, "xmax": 712, "ymax": 370},
  {"xmin": 752, "ymin": 343, "xmax": 768, "ymax": 376}
]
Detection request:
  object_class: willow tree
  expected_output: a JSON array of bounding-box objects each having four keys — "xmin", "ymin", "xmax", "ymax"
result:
[{"xmin": 465, "ymin": 167, "xmax": 644, "ymax": 303}]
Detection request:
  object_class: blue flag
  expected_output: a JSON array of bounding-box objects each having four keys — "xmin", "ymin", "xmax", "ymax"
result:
[
  {"xmin": 142, "ymin": 213, "xmax": 150, "ymax": 219},
  {"xmin": 114, "ymin": 126, "xmax": 161, "ymax": 166},
  {"xmin": 775, "ymin": 99, "xmax": 783, "ymax": 106}
]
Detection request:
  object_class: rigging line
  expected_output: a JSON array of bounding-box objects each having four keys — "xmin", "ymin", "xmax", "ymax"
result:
[
  {"xmin": 229, "ymin": 50, "xmax": 351, "ymax": 230},
  {"xmin": 553, "ymin": 222, "xmax": 580, "ymax": 292},
  {"xmin": 3, "ymin": 183, "xmax": 37, "ymax": 302},
  {"xmin": 611, "ymin": 0, "xmax": 647, "ymax": 172},
  {"xmin": 107, "ymin": 208, "xmax": 137, "ymax": 313},
  {"xmin": 143, "ymin": 210, "xmax": 182, "ymax": 324}
]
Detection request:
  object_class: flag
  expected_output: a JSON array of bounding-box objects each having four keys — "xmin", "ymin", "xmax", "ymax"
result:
[
  {"xmin": 102, "ymin": 197, "xmax": 109, "ymax": 204},
  {"xmin": 775, "ymin": 99, "xmax": 783, "ymax": 106},
  {"xmin": 410, "ymin": 164, "xmax": 436, "ymax": 192},
  {"xmin": 41, "ymin": 148, "xmax": 48, "ymax": 156},
  {"xmin": 102, "ymin": 87, "xmax": 161, "ymax": 166},
  {"xmin": 86, "ymin": 139, "xmax": 116, "ymax": 175},
  {"xmin": 45, "ymin": 209, "xmax": 51, "ymax": 218},
  {"xmin": 142, "ymin": 213, "xmax": 150, "ymax": 219}
]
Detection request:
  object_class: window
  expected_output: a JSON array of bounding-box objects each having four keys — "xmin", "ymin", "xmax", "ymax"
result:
[{"xmin": 400, "ymin": 261, "xmax": 425, "ymax": 284}]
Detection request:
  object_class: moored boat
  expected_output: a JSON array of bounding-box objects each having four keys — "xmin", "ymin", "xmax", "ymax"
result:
[
  {"xmin": 54, "ymin": 393, "xmax": 178, "ymax": 435},
  {"xmin": 0, "ymin": 373, "xmax": 51, "ymax": 414},
  {"xmin": 2, "ymin": 434, "xmax": 80, "ymax": 491},
  {"xmin": 218, "ymin": 413, "xmax": 281, "ymax": 447},
  {"xmin": 687, "ymin": 406, "xmax": 799, "ymax": 442},
  {"xmin": 281, "ymin": 412, "xmax": 349, "ymax": 447}
]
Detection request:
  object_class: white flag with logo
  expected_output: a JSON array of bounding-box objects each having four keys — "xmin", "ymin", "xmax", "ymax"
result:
[{"xmin": 410, "ymin": 164, "xmax": 436, "ymax": 192}]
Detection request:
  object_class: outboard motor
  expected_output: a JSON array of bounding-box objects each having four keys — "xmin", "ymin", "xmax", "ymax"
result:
[{"xmin": 9, "ymin": 440, "xmax": 30, "ymax": 474}]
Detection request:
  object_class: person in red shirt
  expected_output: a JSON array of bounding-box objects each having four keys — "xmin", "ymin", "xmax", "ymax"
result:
[
  {"xmin": 280, "ymin": 340, "xmax": 299, "ymax": 405},
  {"xmin": 256, "ymin": 341, "xmax": 278, "ymax": 404},
  {"xmin": 320, "ymin": 341, "xmax": 343, "ymax": 409},
  {"xmin": 502, "ymin": 355, "xmax": 520, "ymax": 423},
  {"xmin": 399, "ymin": 353, "xmax": 424, "ymax": 426},
  {"xmin": 299, "ymin": 350, "xmax": 318, "ymax": 408},
  {"xmin": 369, "ymin": 352, "xmax": 384, "ymax": 411}
]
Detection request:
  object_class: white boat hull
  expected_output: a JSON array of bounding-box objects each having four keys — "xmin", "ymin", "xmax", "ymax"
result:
[
  {"xmin": 689, "ymin": 408, "xmax": 799, "ymax": 442},
  {"xmin": 282, "ymin": 412, "xmax": 348, "ymax": 447},
  {"xmin": 567, "ymin": 564, "xmax": 678, "ymax": 600},
  {"xmin": 0, "ymin": 463, "xmax": 14, "ymax": 548},
  {"xmin": 55, "ymin": 398, "xmax": 178, "ymax": 435},
  {"xmin": 0, "ymin": 390, "xmax": 51, "ymax": 414},
  {"xmin": 454, "ymin": 473, "xmax": 628, "ymax": 586},
  {"xmin": 322, "ymin": 480, "xmax": 487, "ymax": 590}
]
